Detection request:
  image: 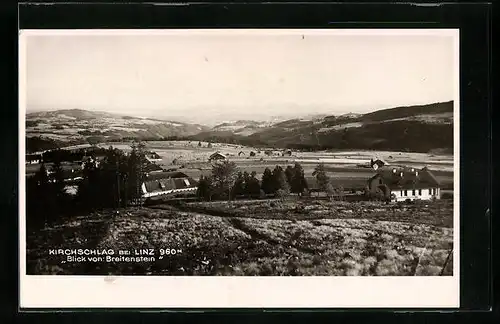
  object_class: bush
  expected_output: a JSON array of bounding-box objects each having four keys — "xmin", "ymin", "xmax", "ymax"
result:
[
  {"xmin": 441, "ymin": 192, "xmax": 453, "ymax": 200},
  {"xmin": 276, "ymin": 189, "xmax": 288, "ymax": 201}
]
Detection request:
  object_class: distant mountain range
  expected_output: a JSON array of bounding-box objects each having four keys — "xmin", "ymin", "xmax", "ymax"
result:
[{"xmin": 25, "ymin": 101, "xmax": 454, "ymax": 154}]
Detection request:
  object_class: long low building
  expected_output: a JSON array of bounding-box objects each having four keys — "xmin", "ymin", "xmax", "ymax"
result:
[{"xmin": 141, "ymin": 171, "xmax": 198, "ymax": 198}]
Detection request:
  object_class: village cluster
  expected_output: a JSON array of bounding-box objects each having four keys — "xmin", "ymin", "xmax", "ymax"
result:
[{"xmin": 26, "ymin": 142, "xmax": 442, "ymax": 205}]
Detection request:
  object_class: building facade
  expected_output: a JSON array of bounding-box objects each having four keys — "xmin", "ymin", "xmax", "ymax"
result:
[{"xmin": 367, "ymin": 166, "xmax": 441, "ymax": 202}]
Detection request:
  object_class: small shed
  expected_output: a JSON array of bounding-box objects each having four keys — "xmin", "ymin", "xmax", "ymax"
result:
[
  {"xmin": 145, "ymin": 151, "xmax": 162, "ymax": 162},
  {"xmin": 370, "ymin": 158, "xmax": 387, "ymax": 170},
  {"xmin": 208, "ymin": 152, "xmax": 227, "ymax": 161}
]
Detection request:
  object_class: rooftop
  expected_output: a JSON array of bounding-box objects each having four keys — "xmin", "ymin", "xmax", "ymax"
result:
[
  {"xmin": 371, "ymin": 166, "xmax": 440, "ymax": 190},
  {"xmin": 145, "ymin": 171, "xmax": 190, "ymax": 181},
  {"xmin": 143, "ymin": 172, "xmax": 198, "ymax": 193}
]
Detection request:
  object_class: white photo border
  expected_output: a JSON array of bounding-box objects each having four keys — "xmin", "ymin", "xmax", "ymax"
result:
[{"xmin": 19, "ymin": 28, "xmax": 460, "ymax": 309}]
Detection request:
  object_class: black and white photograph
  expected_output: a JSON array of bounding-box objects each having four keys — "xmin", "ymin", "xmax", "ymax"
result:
[{"xmin": 19, "ymin": 29, "xmax": 459, "ymax": 307}]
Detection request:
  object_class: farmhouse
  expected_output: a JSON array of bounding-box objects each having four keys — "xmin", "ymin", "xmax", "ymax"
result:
[
  {"xmin": 208, "ymin": 152, "xmax": 227, "ymax": 162},
  {"xmin": 238, "ymin": 151, "xmax": 245, "ymax": 156},
  {"xmin": 141, "ymin": 171, "xmax": 198, "ymax": 198},
  {"xmin": 367, "ymin": 166, "xmax": 441, "ymax": 202},
  {"xmin": 26, "ymin": 154, "xmax": 42, "ymax": 164}
]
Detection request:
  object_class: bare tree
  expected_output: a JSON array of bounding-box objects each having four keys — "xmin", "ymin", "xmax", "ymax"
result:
[{"xmin": 211, "ymin": 160, "xmax": 239, "ymax": 201}]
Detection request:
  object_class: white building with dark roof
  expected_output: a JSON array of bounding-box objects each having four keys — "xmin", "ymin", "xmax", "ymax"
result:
[
  {"xmin": 141, "ymin": 171, "xmax": 198, "ymax": 198},
  {"xmin": 367, "ymin": 166, "xmax": 441, "ymax": 202}
]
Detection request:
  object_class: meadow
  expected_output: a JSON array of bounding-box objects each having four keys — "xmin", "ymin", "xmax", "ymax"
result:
[
  {"xmin": 26, "ymin": 140, "xmax": 454, "ymax": 190},
  {"xmin": 25, "ymin": 141, "xmax": 455, "ymax": 276},
  {"xmin": 26, "ymin": 199, "xmax": 453, "ymax": 276},
  {"xmin": 98, "ymin": 141, "xmax": 455, "ymax": 190}
]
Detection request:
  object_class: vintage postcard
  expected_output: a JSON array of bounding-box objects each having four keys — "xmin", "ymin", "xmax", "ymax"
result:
[{"xmin": 19, "ymin": 29, "xmax": 460, "ymax": 308}]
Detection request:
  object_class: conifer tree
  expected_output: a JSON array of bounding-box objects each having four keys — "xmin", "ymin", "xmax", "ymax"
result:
[
  {"xmin": 312, "ymin": 163, "xmax": 330, "ymax": 192},
  {"xmin": 272, "ymin": 165, "xmax": 290, "ymax": 196},
  {"xmin": 246, "ymin": 171, "xmax": 261, "ymax": 198},
  {"xmin": 291, "ymin": 163, "xmax": 308, "ymax": 195},
  {"xmin": 232, "ymin": 172, "xmax": 246, "ymax": 198},
  {"xmin": 261, "ymin": 168, "xmax": 274, "ymax": 195}
]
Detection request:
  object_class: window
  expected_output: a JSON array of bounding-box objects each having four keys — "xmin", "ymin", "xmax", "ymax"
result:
[
  {"xmin": 404, "ymin": 190, "xmax": 408, "ymax": 196},
  {"xmin": 183, "ymin": 179, "xmax": 190, "ymax": 186},
  {"xmin": 400, "ymin": 190, "xmax": 403, "ymax": 196},
  {"xmin": 412, "ymin": 189, "xmax": 416, "ymax": 196},
  {"xmin": 418, "ymin": 189, "xmax": 422, "ymax": 195}
]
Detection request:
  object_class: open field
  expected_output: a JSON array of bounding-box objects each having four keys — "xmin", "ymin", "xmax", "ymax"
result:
[
  {"xmin": 26, "ymin": 199, "xmax": 453, "ymax": 276},
  {"xmin": 100, "ymin": 141, "xmax": 454, "ymax": 189},
  {"xmin": 26, "ymin": 141, "xmax": 454, "ymax": 190}
]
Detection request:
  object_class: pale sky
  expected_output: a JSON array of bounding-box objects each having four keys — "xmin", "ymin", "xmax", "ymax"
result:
[{"xmin": 23, "ymin": 30, "xmax": 456, "ymax": 124}]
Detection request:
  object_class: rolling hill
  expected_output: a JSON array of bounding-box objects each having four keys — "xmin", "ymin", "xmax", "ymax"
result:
[
  {"xmin": 246, "ymin": 101, "xmax": 454, "ymax": 153},
  {"xmin": 211, "ymin": 120, "xmax": 272, "ymax": 136},
  {"xmin": 25, "ymin": 109, "xmax": 209, "ymax": 150},
  {"xmin": 25, "ymin": 101, "xmax": 454, "ymax": 154},
  {"xmin": 187, "ymin": 101, "xmax": 454, "ymax": 153}
]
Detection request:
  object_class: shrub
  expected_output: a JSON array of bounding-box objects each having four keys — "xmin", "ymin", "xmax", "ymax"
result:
[
  {"xmin": 276, "ymin": 189, "xmax": 288, "ymax": 201},
  {"xmin": 441, "ymin": 192, "xmax": 453, "ymax": 200}
]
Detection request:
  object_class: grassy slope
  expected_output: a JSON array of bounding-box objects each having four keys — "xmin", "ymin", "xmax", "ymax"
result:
[{"xmin": 26, "ymin": 200, "xmax": 453, "ymax": 276}]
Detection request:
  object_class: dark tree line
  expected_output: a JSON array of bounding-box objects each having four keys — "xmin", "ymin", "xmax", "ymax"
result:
[
  {"xmin": 196, "ymin": 162, "xmax": 309, "ymax": 202},
  {"xmin": 75, "ymin": 143, "xmax": 149, "ymax": 210},
  {"xmin": 26, "ymin": 161, "xmax": 70, "ymax": 230},
  {"xmin": 26, "ymin": 143, "xmax": 149, "ymax": 231},
  {"xmin": 27, "ymin": 147, "xmax": 111, "ymax": 164}
]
